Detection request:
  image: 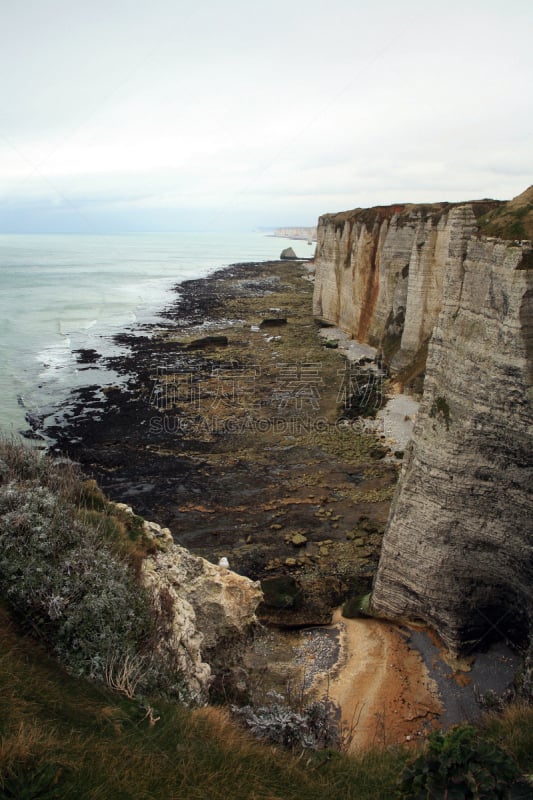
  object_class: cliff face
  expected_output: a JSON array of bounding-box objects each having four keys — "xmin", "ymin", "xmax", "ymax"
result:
[
  {"xmin": 313, "ymin": 191, "xmax": 533, "ymax": 655},
  {"xmin": 313, "ymin": 201, "xmax": 501, "ymax": 378},
  {"xmin": 139, "ymin": 521, "xmax": 262, "ymax": 702},
  {"xmin": 370, "ymin": 234, "xmax": 533, "ymax": 652}
]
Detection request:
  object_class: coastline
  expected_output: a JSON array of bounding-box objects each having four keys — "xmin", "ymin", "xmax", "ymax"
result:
[
  {"xmin": 0, "ymin": 231, "xmax": 308, "ymax": 436},
  {"xmin": 41, "ymin": 256, "xmax": 519, "ymax": 747},
  {"xmin": 44, "ymin": 257, "xmax": 397, "ymax": 623}
]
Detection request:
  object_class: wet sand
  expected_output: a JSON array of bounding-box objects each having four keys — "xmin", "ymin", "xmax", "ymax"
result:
[
  {"xmin": 313, "ymin": 611, "xmax": 441, "ymax": 751},
  {"xmin": 308, "ymin": 610, "xmax": 519, "ymax": 751}
]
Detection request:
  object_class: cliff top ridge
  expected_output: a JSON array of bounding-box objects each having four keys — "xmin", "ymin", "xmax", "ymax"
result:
[
  {"xmin": 476, "ymin": 184, "xmax": 533, "ymax": 240},
  {"xmin": 319, "ymin": 199, "xmax": 503, "ymax": 230}
]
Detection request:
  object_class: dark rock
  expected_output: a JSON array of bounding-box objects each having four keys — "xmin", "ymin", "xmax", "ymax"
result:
[
  {"xmin": 21, "ymin": 430, "xmax": 46, "ymax": 441},
  {"xmin": 186, "ymin": 335, "xmax": 228, "ymax": 349},
  {"xmin": 260, "ymin": 575, "xmax": 302, "ymax": 611},
  {"xmin": 280, "ymin": 247, "xmax": 297, "ymax": 260},
  {"xmin": 258, "ymin": 605, "xmax": 333, "ymax": 627},
  {"xmin": 259, "ymin": 318, "xmax": 287, "ymax": 328},
  {"xmin": 73, "ymin": 348, "xmax": 100, "ymax": 364}
]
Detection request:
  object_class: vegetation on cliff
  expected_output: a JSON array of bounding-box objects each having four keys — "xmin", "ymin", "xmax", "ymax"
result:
[
  {"xmin": 0, "ymin": 439, "xmax": 186, "ymax": 700},
  {"xmin": 476, "ymin": 185, "xmax": 533, "ymax": 240},
  {"xmin": 2, "ymin": 596, "xmax": 532, "ymax": 799},
  {"xmin": 1, "ymin": 438, "xmax": 532, "ymax": 798}
]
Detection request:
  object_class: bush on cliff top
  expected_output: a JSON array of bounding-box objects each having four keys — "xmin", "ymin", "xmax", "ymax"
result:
[
  {"xmin": 232, "ymin": 690, "xmax": 342, "ymax": 751},
  {"xmin": 0, "ymin": 439, "xmax": 181, "ymax": 699}
]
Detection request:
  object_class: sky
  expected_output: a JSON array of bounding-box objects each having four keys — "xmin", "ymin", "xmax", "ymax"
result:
[{"xmin": 0, "ymin": 0, "xmax": 532, "ymax": 233}]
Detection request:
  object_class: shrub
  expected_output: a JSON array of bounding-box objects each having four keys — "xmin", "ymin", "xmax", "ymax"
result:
[
  {"xmin": 0, "ymin": 442, "xmax": 187, "ymax": 700},
  {"xmin": 0, "ymin": 482, "xmax": 151, "ymax": 684},
  {"xmin": 232, "ymin": 690, "xmax": 341, "ymax": 751},
  {"xmin": 342, "ymin": 592, "xmax": 372, "ymax": 619},
  {"xmin": 398, "ymin": 724, "xmax": 521, "ymax": 799}
]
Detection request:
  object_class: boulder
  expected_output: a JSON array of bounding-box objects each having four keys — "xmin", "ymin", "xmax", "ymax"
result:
[
  {"xmin": 259, "ymin": 317, "xmax": 287, "ymax": 328},
  {"xmin": 280, "ymin": 247, "xmax": 297, "ymax": 260},
  {"xmin": 260, "ymin": 575, "xmax": 302, "ymax": 610},
  {"xmin": 186, "ymin": 335, "xmax": 228, "ymax": 350},
  {"xmin": 289, "ymin": 533, "xmax": 307, "ymax": 547}
]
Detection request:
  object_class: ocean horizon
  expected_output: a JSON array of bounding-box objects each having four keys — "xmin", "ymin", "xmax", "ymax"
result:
[{"xmin": 0, "ymin": 231, "xmax": 312, "ymax": 436}]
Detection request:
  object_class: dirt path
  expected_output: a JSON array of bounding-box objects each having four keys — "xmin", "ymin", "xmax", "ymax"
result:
[{"xmin": 314, "ymin": 610, "xmax": 442, "ymax": 751}]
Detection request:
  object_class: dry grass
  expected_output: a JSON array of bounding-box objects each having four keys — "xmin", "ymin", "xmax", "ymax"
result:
[
  {"xmin": 479, "ymin": 702, "xmax": 533, "ymax": 770},
  {"xmin": 0, "ymin": 601, "xmax": 410, "ymax": 799}
]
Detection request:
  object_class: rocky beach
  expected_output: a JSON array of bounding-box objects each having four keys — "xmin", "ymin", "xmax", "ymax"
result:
[{"xmin": 43, "ymin": 257, "xmax": 398, "ymax": 628}]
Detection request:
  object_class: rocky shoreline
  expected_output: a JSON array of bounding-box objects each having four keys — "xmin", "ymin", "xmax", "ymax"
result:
[
  {"xmin": 41, "ymin": 258, "xmax": 398, "ymax": 627},
  {"xmin": 35, "ymin": 255, "xmax": 522, "ymax": 746}
]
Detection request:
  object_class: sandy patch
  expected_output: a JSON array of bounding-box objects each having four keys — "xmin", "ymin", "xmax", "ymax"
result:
[
  {"xmin": 377, "ymin": 393, "xmax": 419, "ymax": 453},
  {"xmin": 314, "ymin": 610, "xmax": 441, "ymax": 751}
]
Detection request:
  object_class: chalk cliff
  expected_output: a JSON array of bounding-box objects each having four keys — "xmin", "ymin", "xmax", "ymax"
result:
[
  {"xmin": 313, "ymin": 200, "xmax": 501, "ymax": 380},
  {"xmin": 139, "ymin": 520, "xmax": 262, "ymax": 702},
  {"xmin": 313, "ymin": 190, "xmax": 533, "ymax": 655},
  {"xmin": 371, "ymin": 231, "xmax": 533, "ymax": 652}
]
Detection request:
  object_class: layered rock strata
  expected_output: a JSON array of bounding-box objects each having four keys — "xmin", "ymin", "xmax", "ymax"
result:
[
  {"xmin": 313, "ymin": 201, "xmax": 500, "ymax": 377},
  {"xmin": 371, "ymin": 235, "xmax": 533, "ymax": 652},
  {"xmin": 134, "ymin": 513, "xmax": 263, "ymax": 701}
]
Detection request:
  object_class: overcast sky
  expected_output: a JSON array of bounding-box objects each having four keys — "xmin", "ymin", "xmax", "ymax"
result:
[{"xmin": 1, "ymin": 0, "xmax": 532, "ymax": 233}]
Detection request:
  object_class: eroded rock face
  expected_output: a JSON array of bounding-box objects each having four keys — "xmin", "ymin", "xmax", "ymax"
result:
[
  {"xmin": 140, "ymin": 538, "xmax": 262, "ymax": 702},
  {"xmin": 371, "ymin": 235, "xmax": 533, "ymax": 653},
  {"xmin": 313, "ymin": 201, "xmax": 501, "ymax": 378}
]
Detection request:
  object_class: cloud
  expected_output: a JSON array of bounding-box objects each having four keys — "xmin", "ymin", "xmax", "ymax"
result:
[{"xmin": 1, "ymin": 0, "xmax": 532, "ymax": 231}]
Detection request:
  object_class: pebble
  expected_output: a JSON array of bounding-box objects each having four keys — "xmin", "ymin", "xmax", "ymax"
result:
[{"xmin": 293, "ymin": 628, "xmax": 341, "ymax": 689}]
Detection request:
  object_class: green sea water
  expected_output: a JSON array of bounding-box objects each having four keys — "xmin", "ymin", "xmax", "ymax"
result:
[{"xmin": 0, "ymin": 232, "xmax": 311, "ymax": 435}]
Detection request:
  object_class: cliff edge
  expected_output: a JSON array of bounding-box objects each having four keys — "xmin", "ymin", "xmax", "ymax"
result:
[
  {"xmin": 313, "ymin": 199, "xmax": 502, "ymax": 382},
  {"xmin": 371, "ymin": 230, "xmax": 533, "ymax": 654},
  {"xmin": 313, "ymin": 188, "xmax": 533, "ymax": 656}
]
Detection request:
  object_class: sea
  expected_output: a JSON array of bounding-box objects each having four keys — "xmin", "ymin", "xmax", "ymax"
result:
[{"xmin": 0, "ymin": 232, "xmax": 311, "ymax": 437}]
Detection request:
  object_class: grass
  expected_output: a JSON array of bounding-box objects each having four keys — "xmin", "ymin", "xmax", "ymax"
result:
[
  {"xmin": 479, "ymin": 703, "xmax": 533, "ymax": 773},
  {"xmin": 2, "ymin": 601, "xmax": 532, "ymax": 799},
  {"xmin": 475, "ymin": 187, "xmax": 533, "ymax": 241},
  {"xmin": 0, "ymin": 604, "xmax": 409, "ymax": 799}
]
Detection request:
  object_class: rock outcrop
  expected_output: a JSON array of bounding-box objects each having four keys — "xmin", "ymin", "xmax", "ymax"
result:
[
  {"xmin": 280, "ymin": 246, "xmax": 297, "ymax": 260},
  {"xmin": 313, "ymin": 200, "xmax": 501, "ymax": 379},
  {"xmin": 370, "ymin": 232, "xmax": 533, "ymax": 652},
  {"xmin": 139, "ymin": 526, "xmax": 262, "ymax": 702}
]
